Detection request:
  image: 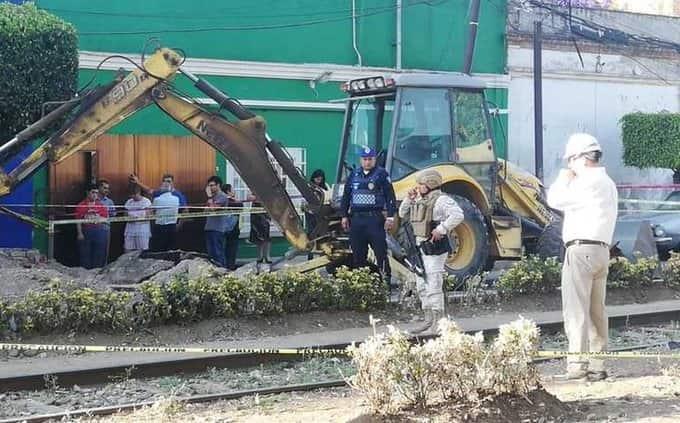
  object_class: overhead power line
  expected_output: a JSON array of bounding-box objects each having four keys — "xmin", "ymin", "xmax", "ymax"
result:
[
  {"xmin": 44, "ymin": 2, "xmax": 405, "ymax": 22},
  {"xmin": 513, "ymin": 1, "xmax": 677, "ymax": 86},
  {"xmin": 67, "ymin": 0, "xmax": 449, "ymax": 36},
  {"xmin": 523, "ymin": 0, "xmax": 680, "ymax": 53}
]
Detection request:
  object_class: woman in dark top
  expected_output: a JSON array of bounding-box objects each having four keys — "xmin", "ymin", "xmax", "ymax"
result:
[
  {"xmin": 248, "ymin": 193, "xmax": 271, "ymax": 264},
  {"xmin": 306, "ymin": 169, "xmax": 329, "ymax": 260}
]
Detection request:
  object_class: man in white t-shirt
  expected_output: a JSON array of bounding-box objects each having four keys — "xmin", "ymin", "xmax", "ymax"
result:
[
  {"xmin": 151, "ymin": 181, "xmax": 180, "ymax": 251},
  {"xmin": 124, "ymin": 185, "xmax": 152, "ymax": 252}
]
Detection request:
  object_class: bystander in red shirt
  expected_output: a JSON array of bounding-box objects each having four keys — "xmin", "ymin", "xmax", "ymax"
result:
[{"xmin": 75, "ymin": 199, "xmax": 108, "ymax": 229}]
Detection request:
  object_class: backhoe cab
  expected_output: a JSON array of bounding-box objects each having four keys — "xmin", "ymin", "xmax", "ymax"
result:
[{"xmin": 336, "ymin": 74, "xmax": 561, "ymax": 280}]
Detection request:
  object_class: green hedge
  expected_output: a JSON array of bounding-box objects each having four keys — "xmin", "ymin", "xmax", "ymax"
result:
[
  {"xmin": 621, "ymin": 112, "xmax": 680, "ymax": 173},
  {"xmin": 0, "ymin": 3, "xmax": 78, "ymax": 145},
  {"xmin": 496, "ymin": 255, "xmax": 562, "ymax": 296},
  {"xmin": 0, "ymin": 267, "xmax": 386, "ymax": 336},
  {"xmin": 497, "ymin": 254, "xmax": 664, "ymax": 296}
]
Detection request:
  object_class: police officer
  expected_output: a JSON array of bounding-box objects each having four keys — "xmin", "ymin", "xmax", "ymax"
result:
[
  {"xmin": 340, "ymin": 146, "xmax": 397, "ymax": 279},
  {"xmin": 547, "ymin": 133, "xmax": 618, "ymax": 382}
]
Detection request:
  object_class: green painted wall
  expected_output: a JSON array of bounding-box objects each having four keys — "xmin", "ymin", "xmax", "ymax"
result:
[
  {"xmin": 38, "ymin": 0, "xmax": 506, "ymax": 74},
  {"xmin": 33, "ymin": 0, "xmax": 509, "ymax": 258},
  {"xmin": 403, "ymin": 0, "xmax": 507, "ymax": 72}
]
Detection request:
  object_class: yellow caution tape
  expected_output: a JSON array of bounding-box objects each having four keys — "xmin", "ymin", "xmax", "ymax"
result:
[
  {"xmin": 536, "ymin": 350, "xmax": 680, "ymax": 359},
  {"xmin": 0, "ymin": 343, "xmax": 347, "ymax": 356},
  {"xmin": 2, "ymin": 343, "xmax": 680, "ymax": 359}
]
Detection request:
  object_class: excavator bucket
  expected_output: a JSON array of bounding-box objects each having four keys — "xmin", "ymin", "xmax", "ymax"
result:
[{"xmin": 611, "ymin": 218, "xmax": 658, "ymax": 261}]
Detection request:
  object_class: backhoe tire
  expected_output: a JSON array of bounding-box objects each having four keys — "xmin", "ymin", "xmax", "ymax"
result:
[
  {"xmin": 445, "ymin": 195, "xmax": 490, "ymax": 282},
  {"xmin": 536, "ymin": 215, "xmax": 564, "ymax": 262}
]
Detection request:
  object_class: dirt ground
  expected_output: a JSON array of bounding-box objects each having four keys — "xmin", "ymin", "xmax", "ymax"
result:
[
  {"xmin": 2, "ymin": 353, "xmax": 678, "ymax": 422},
  {"xmin": 90, "ymin": 356, "xmax": 680, "ymax": 423}
]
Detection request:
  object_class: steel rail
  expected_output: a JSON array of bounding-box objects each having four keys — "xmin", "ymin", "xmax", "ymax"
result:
[{"xmin": 0, "ymin": 380, "xmax": 348, "ymax": 423}]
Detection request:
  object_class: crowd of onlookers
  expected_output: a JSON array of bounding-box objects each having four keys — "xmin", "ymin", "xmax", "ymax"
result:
[
  {"xmin": 74, "ymin": 169, "xmax": 328, "ymax": 270},
  {"xmin": 75, "ymin": 173, "xmax": 247, "ymax": 269}
]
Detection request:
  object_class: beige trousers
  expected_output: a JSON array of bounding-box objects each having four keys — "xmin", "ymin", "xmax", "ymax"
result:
[
  {"xmin": 562, "ymin": 244, "xmax": 609, "ymax": 374},
  {"xmin": 415, "ymin": 252, "xmax": 447, "ymax": 312}
]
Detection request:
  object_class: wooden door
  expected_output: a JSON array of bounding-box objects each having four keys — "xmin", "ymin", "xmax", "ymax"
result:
[
  {"xmin": 50, "ymin": 134, "xmax": 216, "ymax": 266},
  {"xmin": 49, "ymin": 149, "xmax": 95, "ymax": 266}
]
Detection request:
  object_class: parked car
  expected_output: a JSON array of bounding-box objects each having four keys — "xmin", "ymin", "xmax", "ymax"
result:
[{"xmin": 618, "ymin": 191, "xmax": 680, "ymax": 260}]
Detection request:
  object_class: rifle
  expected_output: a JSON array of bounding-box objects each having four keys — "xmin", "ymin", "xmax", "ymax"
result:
[{"xmin": 387, "ymin": 221, "xmax": 424, "ymax": 277}]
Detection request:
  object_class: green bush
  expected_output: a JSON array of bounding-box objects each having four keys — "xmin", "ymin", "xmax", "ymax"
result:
[
  {"xmin": 607, "ymin": 256, "xmax": 658, "ymax": 289},
  {"xmin": 0, "ymin": 3, "xmax": 78, "ymax": 145},
  {"xmin": 621, "ymin": 112, "xmax": 680, "ymax": 181},
  {"xmin": 661, "ymin": 252, "xmax": 680, "ymax": 289},
  {"xmin": 3, "ymin": 283, "xmax": 132, "ymax": 334},
  {"xmin": 496, "ymin": 255, "xmax": 561, "ymax": 296},
  {"xmin": 334, "ymin": 266, "xmax": 387, "ymax": 311},
  {"xmin": 0, "ymin": 267, "xmax": 387, "ymax": 336},
  {"xmin": 498, "ymin": 254, "xmax": 662, "ymax": 296}
]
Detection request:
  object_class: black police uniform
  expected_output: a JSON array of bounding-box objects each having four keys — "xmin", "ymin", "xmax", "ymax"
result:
[{"xmin": 340, "ymin": 165, "xmax": 397, "ymax": 276}]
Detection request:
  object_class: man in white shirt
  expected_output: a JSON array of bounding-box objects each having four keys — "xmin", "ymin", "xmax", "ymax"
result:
[
  {"xmin": 124, "ymin": 185, "xmax": 152, "ymax": 252},
  {"xmin": 547, "ymin": 133, "xmax": 618, "ymax": 382},
  {"xmin": 151, "ymin": 182, "xmax": 180, "ymax": 252}
]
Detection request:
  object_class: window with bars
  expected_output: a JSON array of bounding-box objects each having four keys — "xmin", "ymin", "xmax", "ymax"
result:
[{"xmin": 223, "ymin": 148, "xmax": 307, "ymax": 237}]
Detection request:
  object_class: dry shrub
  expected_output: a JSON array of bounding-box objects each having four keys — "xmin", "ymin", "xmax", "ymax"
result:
[
  {"xmin": 483, "ymin": 317, "xmax": 540, "ymax": 396},
  {"xmin": 424, "ymin": 320, "xmax": 484, "ymax": 401},
  {"xmin": 662, "ymin": 365, "xmax": 680, "ymax": 378},
  {"xmin": 347, "ymin": 317, "xmax": 540, "ymax": 414},
  {"xmin": 346, "ymin": 327, "xmax": 401, "ymax": 414}
]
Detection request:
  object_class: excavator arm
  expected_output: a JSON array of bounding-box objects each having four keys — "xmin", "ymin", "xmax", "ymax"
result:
[
  {"xmin": 0, "ymin": 47, "xmax": 325, "ymax": 253},
  {"xmin": 152, "ymin": 87, "xmax": 310, "ymax": 250}
]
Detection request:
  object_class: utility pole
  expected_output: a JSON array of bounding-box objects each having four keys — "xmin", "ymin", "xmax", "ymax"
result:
[
  {"xmin": 533, "ymin": 20, "xmax": 544, "ymax": 182},
  {"xmin": 463, "ymin": 0, "xmax": 481, "ymax": 74},
  {"xmin": 396, "ymin": 0, "xmax": 402, "ymax": 70}
]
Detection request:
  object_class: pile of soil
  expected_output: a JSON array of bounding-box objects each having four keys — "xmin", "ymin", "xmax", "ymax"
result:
[
  {"xmin": 365, "ymin": 389, "xmax": 574, "ymax": 422},
  {"xmin": 0, "ymin": 249, "xmax": 99, "ymax": 300},
  {"xmin": 0, "ymin": 249, "xmax": 225, "ymax": 300}
]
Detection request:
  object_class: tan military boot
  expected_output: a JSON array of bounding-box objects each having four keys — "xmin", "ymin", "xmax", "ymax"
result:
[
  {"xmin": 411, "ymin": 308, "xmax": 433, "ymax": 334},
  {"xmin": 427, "ymin": 309, "xmax": 444, "ymax": 334}
]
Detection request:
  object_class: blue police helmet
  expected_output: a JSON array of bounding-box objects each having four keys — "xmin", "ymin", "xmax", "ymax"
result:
[{"xmin": 360, "ymin": 146, "xmax": 377, "ymax": 158}]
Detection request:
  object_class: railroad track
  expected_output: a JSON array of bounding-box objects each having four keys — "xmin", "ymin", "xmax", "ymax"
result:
[
  {"xmin": 1, "ymin": 341, "xmax": 676, "ymax": 423},
  {"xmin": 2, "ymin": 304, "xmax": 679, "ymax": 393},
  {"xmin": 0, "ymin": 380, "xmax": 348, "ymax": 423}
]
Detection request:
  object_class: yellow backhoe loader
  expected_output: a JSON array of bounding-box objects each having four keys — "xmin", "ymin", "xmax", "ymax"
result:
[{"xmin": 333, "ymin": 74, "xmax": 562, "ymax": 280}]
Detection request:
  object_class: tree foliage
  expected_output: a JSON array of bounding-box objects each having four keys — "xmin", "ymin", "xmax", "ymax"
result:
[
  {"xmin": 621, "ymin": 112, "xmax": 680, "ymax": 173},
  {"xmin": 0, "ymin": 3, "xmax": 78, "ymax": 145}
]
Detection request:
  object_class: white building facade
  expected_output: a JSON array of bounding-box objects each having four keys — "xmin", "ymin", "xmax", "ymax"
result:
[{"xmin": 506, "ymin": 4, "xmax": 680, "ymax": 187}]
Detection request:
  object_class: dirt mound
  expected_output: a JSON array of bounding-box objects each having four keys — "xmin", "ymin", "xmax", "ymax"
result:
[
  {"xmin": 0, "ymin": 249, "xmax": 98, "ymax": 300},
  {"xmin": 148, "ymin": 257, "xmax": 228, "ymax": 284},
  {"xmin": 94, "ymin": 251, "xmax": 175, "ymax": 285},
  {"xmin": 349, "ymin": 388, "xmax": 573, "ymax": 422},
  {"xmin": 470, "ymin": 389, "xmax": 573, "ymax": 422},
  {"xmin": 0, "ymin": 249, "xmax": 227, "ymax": 301}
]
